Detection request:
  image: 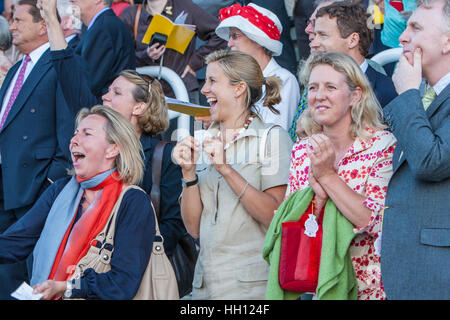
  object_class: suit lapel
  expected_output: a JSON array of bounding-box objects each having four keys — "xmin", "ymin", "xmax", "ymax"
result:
[
  {"xmin": 0, "ymin": 62, "xmax": 20, "ymax": 104},
  {"xmin": 393, "ymin": 84, "xmax": 450, "ymax": 173},
  {"xmin": 0, "ymin": 49, "xmax": 52, "ymax": 132},
  {"xmin": 364, "ymin": 65, "xmax": 377, "ymax": 90},
  {"xmin": 426, "ymin": 84, "xmax": 450, "ymax": 118}
]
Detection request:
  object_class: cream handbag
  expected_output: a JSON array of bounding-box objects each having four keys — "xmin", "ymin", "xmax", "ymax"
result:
[{"xmin": 70, "ymin": 185, "xmax": 179, "ymax": 300}]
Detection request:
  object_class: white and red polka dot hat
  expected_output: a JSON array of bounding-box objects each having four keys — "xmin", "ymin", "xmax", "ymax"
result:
[{"xmin": 216, "ymin": 3, "xmax": 283, "ymax": 56}]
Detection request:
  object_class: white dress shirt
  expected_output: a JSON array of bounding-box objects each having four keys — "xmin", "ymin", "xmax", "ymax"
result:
[{"xmin": 433, "ymin": 72, "xmax": 450, "ymax": 95}]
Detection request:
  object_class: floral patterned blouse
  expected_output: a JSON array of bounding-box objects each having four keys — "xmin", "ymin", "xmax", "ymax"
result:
[{"xmin": 286, "ymin": 129, "xmax": 397, "ymax": 300}]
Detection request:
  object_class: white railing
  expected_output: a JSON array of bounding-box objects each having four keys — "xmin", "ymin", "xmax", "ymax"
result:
[
  {"xmin": 370, "ymin": 47, "xmax": 402, "ymax": 67},
  {"xmin": 136, "ymin": 66, "xmax": 191, "ymax": 140}
]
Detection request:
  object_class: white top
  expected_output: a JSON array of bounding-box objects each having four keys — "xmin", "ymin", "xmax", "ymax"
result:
[
  {"xmin": 360, "ymin": 59, "xmax": 369, "ymax": 73},
  {"xmin": 254, "ymin": 58, "xmax": 300, "ymax": 131}
]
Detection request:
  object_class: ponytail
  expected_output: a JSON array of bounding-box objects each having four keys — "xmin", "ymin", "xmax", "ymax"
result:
[{"xmin": 262, "ymin": 76, "xmax": 281, "ymax": 115}]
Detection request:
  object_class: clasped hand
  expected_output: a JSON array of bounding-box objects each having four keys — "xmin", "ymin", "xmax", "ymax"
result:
[
  {"xmin": 173, "ymin": 136, "xmax": 228, "ymax": 175},
  {"xmin": 306, "ymin": 134, "xmax": 337, "ymax": 204}
]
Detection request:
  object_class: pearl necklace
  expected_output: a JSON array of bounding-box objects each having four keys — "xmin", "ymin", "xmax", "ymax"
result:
[{"xmin": 218, "ymin": 116, "xmax": 254, "ymax": 150}]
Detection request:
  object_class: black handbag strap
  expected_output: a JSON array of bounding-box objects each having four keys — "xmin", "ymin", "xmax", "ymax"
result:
[{"xmin": 150, "ymin": 140, "xmax": 168, "ymax": 221}]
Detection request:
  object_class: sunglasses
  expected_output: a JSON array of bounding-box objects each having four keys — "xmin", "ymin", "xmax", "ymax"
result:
[{"xmin": 138, "ymin": 73, "xmax": 155, "ymax": 97}]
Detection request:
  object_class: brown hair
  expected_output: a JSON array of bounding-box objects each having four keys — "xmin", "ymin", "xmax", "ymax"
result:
[
  {"xmin": 316, "ymin": 1, "xmax": 373, "ymax": 57},
  {"xmin": 119, "ymin": 70, "xmax": 170, "ymax": 136},
  {"xmin": 17, "ymin": 0, "xmax": 43, "ymax": 22},
  {"xmin": 205, "ymin": 49, "xmax": 281, "ymax": 116}
]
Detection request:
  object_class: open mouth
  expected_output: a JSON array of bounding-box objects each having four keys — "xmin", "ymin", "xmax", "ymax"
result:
[
  {"xmin": 71, "ymin": 151, "xmax": 86, "ymax": 165},
  {"xmin": 207, "ymin": 97, "xmax": 217, "ymax": 107}
]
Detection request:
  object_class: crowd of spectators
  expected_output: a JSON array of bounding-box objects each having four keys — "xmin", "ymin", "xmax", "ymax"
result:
[{"xmin": 0, "ymin": 0, "xmax": 448, "ymax": 301}]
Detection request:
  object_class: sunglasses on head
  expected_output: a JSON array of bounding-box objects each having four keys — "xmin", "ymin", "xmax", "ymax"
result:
[{"xmin": 138, "ymin": 73, "xmax": 155, "ymax": 97}]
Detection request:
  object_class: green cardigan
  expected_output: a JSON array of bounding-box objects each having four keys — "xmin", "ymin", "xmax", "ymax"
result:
[{"xmin": 263, "ymin": 187, "xmax": 358, "ymax": 300}]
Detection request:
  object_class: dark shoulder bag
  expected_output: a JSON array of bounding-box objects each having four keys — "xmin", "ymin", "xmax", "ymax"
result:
[{"xmin": 151, "ymin": 141, "xmax": 199, "ymax": 298}]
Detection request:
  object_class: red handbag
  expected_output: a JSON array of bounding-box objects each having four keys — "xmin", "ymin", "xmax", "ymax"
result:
[{"xmin": 279, "ymin": 201, "xmax": 324, "ymax": 293}]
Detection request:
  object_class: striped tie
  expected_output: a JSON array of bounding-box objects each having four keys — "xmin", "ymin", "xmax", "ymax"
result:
[{"xmin": 0, "ymin": 55, "xmax": 31, "ymax": 131}]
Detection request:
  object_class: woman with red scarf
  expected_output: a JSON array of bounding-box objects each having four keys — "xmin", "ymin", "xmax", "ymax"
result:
[{"xmin": 0, "ymin": 106, "xmax": 156, "ymax": 299}]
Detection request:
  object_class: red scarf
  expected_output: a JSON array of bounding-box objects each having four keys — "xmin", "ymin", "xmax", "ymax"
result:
[{"xmin": 48, "ymin": 171, "xmax": 123, "ymax": 281}]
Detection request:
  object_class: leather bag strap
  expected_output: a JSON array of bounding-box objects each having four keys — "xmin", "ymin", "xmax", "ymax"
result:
[
  {"xmin": 150, "ymin": 140, "xmax": 168, "ymax": 221},
  {"xmin": 134, "ymin": 4, "xmax": 142, "ymax": 40}
]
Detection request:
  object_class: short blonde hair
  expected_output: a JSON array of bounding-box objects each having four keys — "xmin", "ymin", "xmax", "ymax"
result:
[
  {"xmin": 119, "ymin": 70, "xmax": 169, "ymax": 136},
  {"xmin": 76, "ymin": 105, "xmax": 144, "ymax": 185},
  {"xmin": 205, "ymin": 49, "xmax": 282, "ymax": 116},
  {"xmin": 300, "ymin": 52, "xmax": 386, "ymax": 140}
]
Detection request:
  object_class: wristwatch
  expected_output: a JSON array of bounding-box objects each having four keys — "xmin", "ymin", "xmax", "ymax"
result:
[
  {"xmin": 63, "ymin": 280, "xmax": 73, "ymax": 299},
  {"xmin": 181, "ymin": 174, "xmax": 198, "ymax": 188}
]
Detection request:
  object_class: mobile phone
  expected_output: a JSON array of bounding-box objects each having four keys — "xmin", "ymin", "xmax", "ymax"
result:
[{"xmin": 149, "ymin": 32, "xmax": 168, "ymax": 47}]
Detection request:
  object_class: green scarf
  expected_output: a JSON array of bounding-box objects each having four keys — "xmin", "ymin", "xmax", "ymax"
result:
[{"xmin": 263, "ymin": 187, "xmax": 358, "ymax": 300}]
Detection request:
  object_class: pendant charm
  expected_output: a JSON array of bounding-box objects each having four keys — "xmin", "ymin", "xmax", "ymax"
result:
[{"xmin": 304, "ymin": 214, "xmax": 319, "ymax": 237}]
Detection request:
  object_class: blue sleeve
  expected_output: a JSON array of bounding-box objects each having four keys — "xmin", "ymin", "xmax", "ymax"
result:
[
  {"xmin": 71, "ymin": 188, "xmax": 156, "ymax": 299},
  {"xmin": 384, "ymin": 89, "xmax": 450, "ymax": 181},
  {"xmin": 78, "ymin": 27, "xmax": 116, "ymax": 97},
  {"xmin": 157, "ymin": 143, "xmax": 185, "ymax": 255},
  {"xmin": 377, "ymin": 74, "xmax": 398, "ymax": 108},
  {"xmin": 50, "ymin": 48, "xmax": 101, "ymax": 116},
  {"xmin": 0, "ymin": 179, "xmax": 67, "ymax": 264}
]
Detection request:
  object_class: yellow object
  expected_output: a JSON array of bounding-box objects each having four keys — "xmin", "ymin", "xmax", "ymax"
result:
[
  {"xmin": 165, "ymin": 97, "xmax": 210, "ymax": 117},
  {"xmin": 373, "ymin": 4, "xmax": 384, "ymax": 24},
  {"xmin": 142, "ymin": 14, "xmax": 196, "ymax": 54}
]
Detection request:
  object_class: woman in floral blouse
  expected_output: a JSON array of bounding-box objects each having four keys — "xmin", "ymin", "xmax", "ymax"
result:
[{"xmin": 286, "ymin": 52, "xmax": 397, "ymax": 300}]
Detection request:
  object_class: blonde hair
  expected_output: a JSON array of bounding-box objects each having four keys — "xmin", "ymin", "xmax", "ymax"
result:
[
  {"xmin": 76, "ymin": 105, "xmax": 144, "ymax": 185},
  {"xmin": 300, "ymin": 52, "xmax": 386, "ymax": 140},
  {"xmin": 205, "ymin": 49, "xmax": 282, "ymax": 116},
  {"xmin": 119, "ymin": 70, "xmax": 169, "ymax": 136}
]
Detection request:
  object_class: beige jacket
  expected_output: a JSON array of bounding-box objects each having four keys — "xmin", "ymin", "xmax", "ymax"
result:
[{"xmin": 191, "ymin": 116, "xmax": 293, "ymax": 299}]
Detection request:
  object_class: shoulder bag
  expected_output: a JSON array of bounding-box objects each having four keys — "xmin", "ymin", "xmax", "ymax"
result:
[
  {"xmin": 279, "ymin": 200, "xmax": 324, "ymax": 293},
  {"xmin": 70, "ymin": 185, "xmax": 179, "ymax": 300},
  {"xmin": 151, "ymin": 141, "xmax": 199, "ymax": 298}
]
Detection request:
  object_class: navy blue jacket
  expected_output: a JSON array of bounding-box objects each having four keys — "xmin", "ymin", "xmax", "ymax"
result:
[
  {"xmin": 0, "ymin": 177, "xmax": 155, "ymax": 299},
  {"xmin": 366, "ymin": 64, "xmax": 398, "ymax": 108},
  {"xmin": 69, "ymin": 8, "xmax": 135, "ymax": 98},
  {"xmin": 0, "ymin": 49, "xmax": 73, "ymax": 212}
]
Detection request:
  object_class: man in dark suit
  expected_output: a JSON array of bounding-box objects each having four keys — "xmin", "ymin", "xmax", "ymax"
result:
[
  {"xmin": 381, "ymin": 0, "xmax": 450, "ymax": 299},
  {"xmin": 0, "ymin": 0, "xmax": 73, "ymax": 298},
  {"xmin": 311, "ymin": 1, "xmax": 397, "ymax": 108},
  {"xmin": 39, "ymin": 0, "xmax": 135, "ymax": 99}
]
